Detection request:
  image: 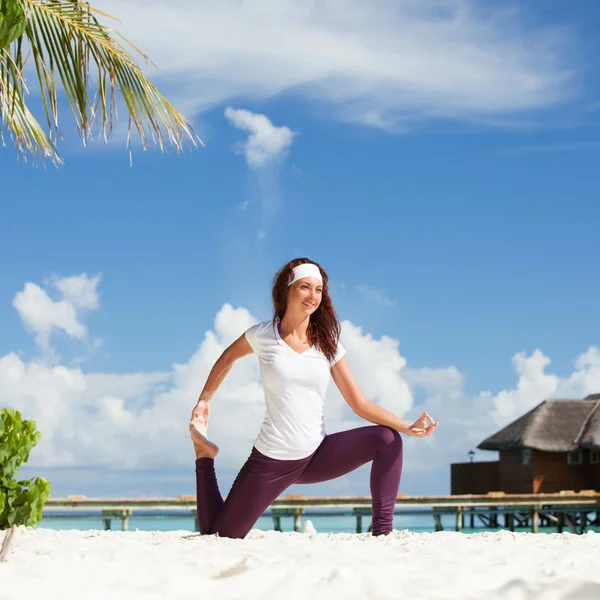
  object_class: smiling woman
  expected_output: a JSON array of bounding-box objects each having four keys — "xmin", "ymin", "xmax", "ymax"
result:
[
  {"xmin": 0, "ymin": 0, "xmax": 201, "ymax": 165},
  {"xmin": 188, "ymin": 257, "xmax": 439, "ymax": 540}
]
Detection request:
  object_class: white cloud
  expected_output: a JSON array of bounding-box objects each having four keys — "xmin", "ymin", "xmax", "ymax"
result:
[
  {"xmin": 402, "ymin": 346, "xmax": 600, "ymax": 473},
  {"xmin": 11, "ymin": 274, "xmax": 101, "ymax": 353},
  {"xmin": 92, "ymin": 0, "xmax": 574, "ymax": 131},
  {"xmin": 49, "ymin": 274, "xmax": 102, "ymax": 310},
  {"xmin": 558, "ymin": 346, "xmax": 600, "ymax": 397},
  {"xmin": 323, "ymin": 321, "xmax": 414, "ymax": 435},
  {"xmin": 488, "ymin": 348, "xmax": 600, "ymax": 426},
  {"xmin": 4, "ymin": 273, "xmax": 600, "ymax": 495},
  {"xmin": 222, "ymin": 109, "xmax": 293, "ymax": 239},
  {"xmin": 225, "ymin": 108, "xmax": 296, "ymax": 167},
  {"xmin": 490, "ymin": 350, "xmax": 560, "ymax": 425},
  {"xmin": 0, "ymin": 352, "xmax": 171, "ymax": 467},
  {"xmin": 1, "ymin": 304, "xmax": 415, "ymax": 473},
  {"xmin": 13, "ymin": 283, "xmax": 87, "ymax": 349}
]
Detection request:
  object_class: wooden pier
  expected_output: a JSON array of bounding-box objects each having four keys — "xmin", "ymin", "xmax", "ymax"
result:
[{"xmin": 42, "ymin": 491, "xmax": 600, "ymax": 534}]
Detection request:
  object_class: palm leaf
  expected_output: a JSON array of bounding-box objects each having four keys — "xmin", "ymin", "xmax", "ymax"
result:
[
  {"xmin": 0, "ymin": 48, "xmax": 61, "ymax": 163},
  {"xmin": 1, "ymin": 0, "xmax": 202, "ymax": 164}
]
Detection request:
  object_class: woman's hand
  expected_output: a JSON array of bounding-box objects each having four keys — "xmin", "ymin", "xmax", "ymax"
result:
[
  {"xmin": 406, "ymin": 411, "xmax": 438, "ymax": 438},
  {"xmin": 191, "ymin": 400, "xmax": 210, "ymax": 424}
]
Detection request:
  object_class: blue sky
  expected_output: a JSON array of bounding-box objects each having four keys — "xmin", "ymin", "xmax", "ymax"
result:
[{"xmin": 1, "ymin": 1, "xmax": 599, "ymax": 499}]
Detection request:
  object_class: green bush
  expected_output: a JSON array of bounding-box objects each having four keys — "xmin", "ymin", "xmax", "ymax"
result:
[{"xmin": 0, "ymin": 408, "xmax": 51, "ymax": 530}]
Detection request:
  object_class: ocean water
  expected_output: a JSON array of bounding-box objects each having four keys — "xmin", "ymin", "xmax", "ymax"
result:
[{"xmin": 38, "ymin": 511, "xmax": 600, "ymax": 534}]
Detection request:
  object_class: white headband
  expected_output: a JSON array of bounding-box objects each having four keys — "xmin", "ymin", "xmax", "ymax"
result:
[{"xmin": 288, "ymin": 263, "xmax": 323, "ymax": 287}]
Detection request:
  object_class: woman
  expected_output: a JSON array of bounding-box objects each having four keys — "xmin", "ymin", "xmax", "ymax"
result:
[{"xmin": 190, "ymin": 257, "xmax": 438, "ymax": 539}]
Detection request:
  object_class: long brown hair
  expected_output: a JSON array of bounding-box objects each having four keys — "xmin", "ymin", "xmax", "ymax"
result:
[{"xmin": 271, "ymin": 258, "xmax": 341, "ymax": 363}]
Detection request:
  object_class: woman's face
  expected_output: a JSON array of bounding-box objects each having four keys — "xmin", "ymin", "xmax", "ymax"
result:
[{"xmin": 288, "ymin": 277, "xmax": 322, "ymax": 315}]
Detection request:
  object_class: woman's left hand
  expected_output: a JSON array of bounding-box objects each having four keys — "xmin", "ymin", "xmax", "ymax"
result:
[{"xmin": 406, "ymin": 411, "xmax": 438, "ymax": 438}]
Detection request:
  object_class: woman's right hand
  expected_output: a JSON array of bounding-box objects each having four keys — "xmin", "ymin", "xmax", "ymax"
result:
[{"xmin": 191, "ymin": 399, "xmax": 210, "ymax": 424}]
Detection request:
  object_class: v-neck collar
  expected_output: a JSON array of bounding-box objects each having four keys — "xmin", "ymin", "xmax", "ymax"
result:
[{"xmin": 275, "ymin": 320, "xmax": 314, "ymax": 357}]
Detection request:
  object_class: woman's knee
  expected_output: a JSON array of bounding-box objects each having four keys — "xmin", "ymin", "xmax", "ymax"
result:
[{"xmin": 374, "ymin": 426, "xmax": 402, "ymax": 449}]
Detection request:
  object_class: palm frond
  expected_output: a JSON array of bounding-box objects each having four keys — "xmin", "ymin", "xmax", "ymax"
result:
[
  {"xmin": 0, "ymin": 48, "xmax": 61, "ymax": 163},
  {"xmin": 2, "ymin": 0, "xmax": 202, "ymax": 164}
]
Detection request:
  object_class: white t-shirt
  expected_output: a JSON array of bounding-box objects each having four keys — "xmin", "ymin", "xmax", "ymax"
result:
[{"xmin": 244, "ymin": 320, "xmax": 346, "ymax": 460}]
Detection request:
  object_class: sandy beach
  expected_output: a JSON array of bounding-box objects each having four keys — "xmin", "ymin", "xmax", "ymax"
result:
[{"xmin": 2, "ymin": 526, "xmax": 599, "ymax": 600}]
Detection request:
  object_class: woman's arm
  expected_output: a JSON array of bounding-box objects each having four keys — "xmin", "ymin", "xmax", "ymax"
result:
[
  {"xmin": 330, "ymin": 356, "xmax": 437, "ymax": 437},
  {"xmin": 191, "ymin": 334, "xmax": 254, "ymax": 420}
]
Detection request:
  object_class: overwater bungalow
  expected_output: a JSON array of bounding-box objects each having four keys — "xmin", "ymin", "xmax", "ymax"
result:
[{"xmin": 452, "ymin": 394, "xmax": 600, "ymax": 495}]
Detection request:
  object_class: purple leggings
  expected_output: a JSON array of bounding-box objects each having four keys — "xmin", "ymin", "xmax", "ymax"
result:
[{"xmin": 195, "ymin": 425, "xmax": 403, "ymax": 539}]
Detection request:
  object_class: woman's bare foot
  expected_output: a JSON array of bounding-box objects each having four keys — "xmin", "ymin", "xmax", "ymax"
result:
[{"xmin": 189, "ymin": 418, "xmax": 219, "ymax": 460}]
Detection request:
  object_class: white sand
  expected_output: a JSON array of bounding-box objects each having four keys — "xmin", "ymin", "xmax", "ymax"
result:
[{"xmin": 2, "ymin": 525, "xmax": 600, "ymax": 600}]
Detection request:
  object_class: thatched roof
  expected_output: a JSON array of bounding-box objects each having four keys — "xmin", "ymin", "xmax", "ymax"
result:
[{"xmin": 478, "ymin": 395, "xmax": 600, "ymax": 452}]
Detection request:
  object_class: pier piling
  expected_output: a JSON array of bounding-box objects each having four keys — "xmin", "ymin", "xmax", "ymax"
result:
[
  {"xmin": 43, "ymin": 492, "xmax": 600, "ymax": 535},
  {"xmin": 455, "ymin": 507, "xmax": 464, "ymax": 532},
  {"xmin": 101, "ymin": 509, "xmax": 132, "ymax": 531}
]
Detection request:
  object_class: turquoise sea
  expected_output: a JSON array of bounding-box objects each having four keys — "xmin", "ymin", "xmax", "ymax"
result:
[{"xmin": 38, "ymin": 511, "xmax": 600, "ymax": 534}]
